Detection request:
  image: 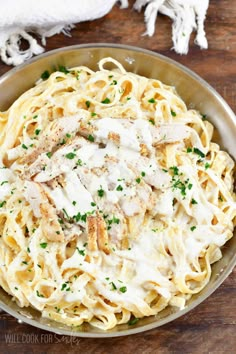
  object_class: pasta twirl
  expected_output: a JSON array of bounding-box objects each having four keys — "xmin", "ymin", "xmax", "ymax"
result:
[{"xmin": 0, "ymin": 58, "xmax": 235, "ymax": 330}]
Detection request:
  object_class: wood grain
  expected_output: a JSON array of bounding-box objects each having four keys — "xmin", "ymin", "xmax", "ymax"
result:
[{"xmin": 0, "ymin": 1, "xmax": 236, "ymax": 353}]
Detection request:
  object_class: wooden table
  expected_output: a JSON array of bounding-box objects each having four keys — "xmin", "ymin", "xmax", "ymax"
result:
[{"xmin": 0, "ymin": 1, "xmax": 235, "ymax": 353}]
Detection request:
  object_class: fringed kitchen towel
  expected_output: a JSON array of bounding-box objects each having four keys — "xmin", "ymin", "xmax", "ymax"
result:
[{"xmin": 0, "ymin": 0, "xmax": 209, "ymax": 66}]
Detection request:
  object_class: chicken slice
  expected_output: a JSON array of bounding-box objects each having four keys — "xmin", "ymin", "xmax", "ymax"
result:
[
  {"xmin": 23, "ymin": 181, "xmax": 64, "ymax": 242},
  {"xmin": 25, "ymin": 136, "xmax": 91, "ymax": 180},
  {"xmin": 21, "ymin": 112, "xmax": 90, "ymax": 165},
  {"xmin": 87, "ymin": 215, "xmax": 110, "ymax": 254}
]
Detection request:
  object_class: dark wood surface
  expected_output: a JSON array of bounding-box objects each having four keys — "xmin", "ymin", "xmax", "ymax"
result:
[{"xmin": 0, "ymin": 1, "xmax": 236, "ymax": 353}]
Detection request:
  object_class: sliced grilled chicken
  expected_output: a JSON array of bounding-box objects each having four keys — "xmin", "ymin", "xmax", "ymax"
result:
[
  {"xmin": 87, "ymin": 214, "xmax": 110, "ymax": 254},
  {"xmin": 21, "ymin": 111, "xmax": 91, "ymax": 165},
  {"xmin": 24, "ymin": 181, "xmax": 64, "ymax": 242}
]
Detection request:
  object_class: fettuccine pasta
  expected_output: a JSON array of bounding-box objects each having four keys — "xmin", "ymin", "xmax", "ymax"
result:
[{"xmin": 0, "ymin": 58, "xmax": 235, "ymax": 330}]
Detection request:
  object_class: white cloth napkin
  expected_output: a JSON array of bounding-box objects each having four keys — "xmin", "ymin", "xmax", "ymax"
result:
[{"xmin": 0, "ymin": 0, "xmax": 209, "ymax": 66}]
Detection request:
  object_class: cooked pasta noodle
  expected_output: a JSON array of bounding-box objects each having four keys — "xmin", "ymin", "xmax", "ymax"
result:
[{"xmin": 0, "ymin": 58, "xmax": 235, "ymax": 330}]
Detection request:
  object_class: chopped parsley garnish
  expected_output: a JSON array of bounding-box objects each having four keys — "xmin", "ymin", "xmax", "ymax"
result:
[
  {"xmin": 170, "ymin": 166, "xmax": 179, "ymax": 176},
  {"xmin": 91, "ymin": 112, "xmax": 97, "ymax": 117},
  {"xmin": 0, "ymin": 181, "xmax": 8, "ymax": 186},
  {"xmin": 136, "ymin": 177, "xmax": 141, "ymax": 184},
  {"xmin": 201, "ymin": 113, "xmax": 207, "ymax": 120},
  {"xmin": 149, "ymin": 119, "xmax": 155, "ymax": 125},
  {"xmin": 205, "ymin": 162, "xmax": 210, "ymax": 169},
  {"xmin": 141, "ymin": 171, "xmax": 146, "ymax": 177},
  {"xmin": 191, "ymin": 198, "xmax": 198, "ymax": 205},
  {"xmin": 77, "ymin": 247, "xmax": 85, "ymax": 256},
  {"xmin": 116, "ymin": 185, "xmax": 123, "ymax": 191},
  {"xmin": 111, "ymin": 80, "xmax": 117, "ymax": 85},
  {"xmin": 22, "ymin": 144, "xmax": 28, "ymax": 150},
  {"xmin": 41, "ymin": 70, "xmax": 50, "ymax": 80},
  {"xmin": 101, "ymin": 97, "xmax": 111, "ymax": 104},
  {"xmin": 58, "ymin": 65, "xmax": 70, "ymax": 74},
  {"xmin": 128, "ymin": 317, "xmax": 139, "ymax": 326},
  {"xmin": 22, "ymin": 261, "xmax": 28, "ymax": 265},
  {"xmin": 97, "ymin": 187, "xmax": 105, "ymax": 197},
  {"xmin": 66, "ymin": 133, "xmax": 71, "ymax": 138},
  {"xmin": 62, "ymin": 208, "xmax": 70, "ymax": 219},
  {"xmin": 59, "ymin": 138, "xmax": 66, "ymax": 145},
  {"xmin": 40, "ymin": 242, "xmax": 48, "ymax": 249},
  {"xmin": 187, "ymin": 147, "xmax": 192, "ymax": 153},
  {"xmin": 85, "ymin": 100, "xmax": 91, "ymax": 108},
  {"xmin": 148, "ymin": 98, "xmax": 156, "ymax": 103},
  {"xmin": 46, "ymin": 152, "xmax": 52, "ymax": 158},
  {"xmin": 172, "ymin": 179, "xmax": 187, "ymax": 197},
  {"xmin": 171, "ymin": 110, "xmax": 177, "ymax": 117},
  {"xmin": 110, "ymin": 282, "xmax": 117, "ymax": 290},
  {"xmin": 0, "ymin": 201, "xmax": 6, "ymax": 208},
  {"xmin": 88, "ymin": 134, "xmax": 95, "ymax": 142},
  {"xmin": 65, "ymin": 152, "xmax": 76, "ymax": 159},
  {"xmin": 35, "ymin": 129, "xmax": 41, "ymax": 136},
  {"xmin": 76, "ymin": 159, "xmax": 83, "ymax": 166},
  {"xmin": 119, "ymin": 286, "xmax": 127, "ymax": 293},
  {"xmin": 107, "ymin": 216, "xmax": 120, "ymax": 230},
  {"xmin": 72, "ymin": 201, "xmax": 76, "ymax": 206},
  {"xmin": 193, "ymin": 148, "xmax": 205, "ymax": 158},
  {"xmin": 73, "ymin": 212, "xmax": 88, "ymax": 223},
  {"xmin": 91, "ymin": 202, "xmax": 96, "ymax": 207},
  {"xmin": 61, "ymin": 283, "xmax": 67, "ymax": 291},
  {"xmin": 36, "ymin": 290, "xmax": 45, "ymax": 298},
  {"xmin": 113, "ymin": 217, "xmax": 120, "ymax": 224},
  {"xmin": 190, "ymin": 226, "xmax": 196, "ymax": 231}
]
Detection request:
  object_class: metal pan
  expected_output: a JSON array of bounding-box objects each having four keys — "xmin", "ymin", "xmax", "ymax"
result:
[{"xmin": 0, "ymin": 44, "xmax": 235, "ymax": 337}]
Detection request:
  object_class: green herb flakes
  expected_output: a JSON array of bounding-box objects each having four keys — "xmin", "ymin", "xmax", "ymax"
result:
[
  {"xmin": 35, "ymin": 129, "xmax": 41, "ymax": 136},
  {"xmin": 119, "ymin": 286, "xmax": 127, "ymax": 293},
  {"xmin": 97, "ymin": 188, "xmax": 105, "ymax": 198},
  {"xmin": 46, "ymin": 152, "xmax": 52, "ymax": 158},
  {"xmin": 191, "ymin": 198, "xmax": 198, "ymax": 205},
  {"xmin": 65, "ymin": 152, "xmax": 76, "ymax": 159},
  {"xmin": 40, "ymin": 242, "xmax": 48, "ymax": 249},
  {"xmin": 41, "ymin": 70, "xmax": 50, "ymax": 80},
  {"xmin": 88, "ymin": 134, "xmax": 95, "ymax": 142},
  {"xmin": 148, "ymin": 98, "xmax": 156, "ymax": 103},
  {"xmin": 101, "ymin": 98, "xmax": 111, "ymax": 104},
  {"xmin": 128, "ymin": 318, "xmax": 139, "ymax": 326},
  {"xmin": 116, "ymin": 185, "xmax": 123, "ymax": 191}
]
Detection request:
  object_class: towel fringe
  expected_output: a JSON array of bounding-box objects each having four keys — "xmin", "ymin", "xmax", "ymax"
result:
[
  {"xmin": 0, "ymin": 23, "xmax": 79, "ymax": 66},
  {"xmin": 0, "ymin": 0, "xmax": 209, "ymax": 66},
  {"xmin": 134, "ymin": 0, "xmax": 209, "ymax": 54},
  {"xmin": 0, "ymin": 30, "xmax": 44, "ymax": 66}
]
